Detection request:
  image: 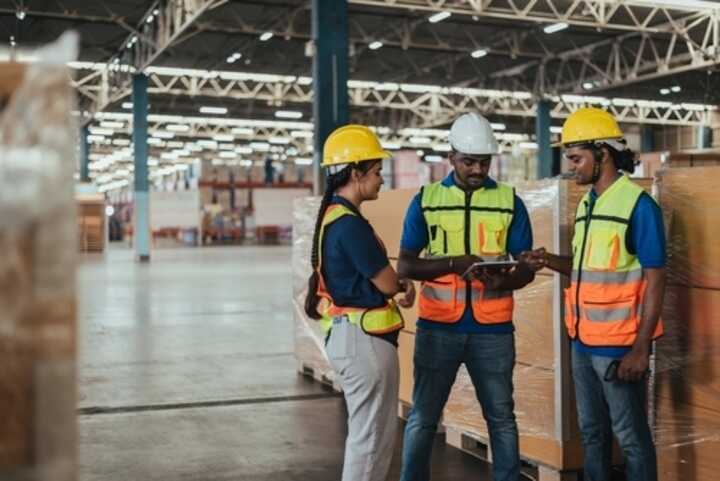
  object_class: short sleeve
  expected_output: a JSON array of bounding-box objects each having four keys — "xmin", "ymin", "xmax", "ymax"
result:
[
  {"xmin": 399, "ymin": 193, "xmax": 429, "ymax": 253},
  {"xmin": 628, "ymin": 193, "xmax": 666, "ymax": 268},
  {"xmin": 506, "ymin": 195, "xmax": 533, "ymax": 257},
  {"xmin": 334, "ymin": 216, "xmax": 390, "ymax": 279}
]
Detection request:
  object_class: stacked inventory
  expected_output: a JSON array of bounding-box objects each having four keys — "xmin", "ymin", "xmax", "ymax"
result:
[
  {"xmin": 77, "ymin": 193, "xmax": 105, "ymax": 253},
  {"xmin": 0, "ymin": 35, "xmax": 78, "ymax": 481}
]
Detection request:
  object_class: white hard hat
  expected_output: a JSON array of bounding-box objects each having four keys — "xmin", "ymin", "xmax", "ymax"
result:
[{"xmin": 448, "ymin": 112, "xmax": 499, "ymax": 155}]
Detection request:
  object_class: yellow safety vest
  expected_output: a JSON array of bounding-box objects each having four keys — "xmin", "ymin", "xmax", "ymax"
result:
[
  {"xmin": 418, "ymin": 180, "xmax": 515, "ymax": 325},
  {"xmin": 316, "ymin": 203, "xmax": 404, "ymax": 334},
  {"xmin": 566, "ymin": 174, "xmax": 663, "ymax": 346}
]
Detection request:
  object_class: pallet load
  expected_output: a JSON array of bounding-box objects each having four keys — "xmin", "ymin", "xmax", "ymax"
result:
[
  {"xmin": 0, "ymin": 34, "xmax": 78, "ymax": 481},
  {"xmin": 76, "ymin": 193, "xmax": 105, "ymax": 253},
  {"xmin": 653, "ymin": 166, "xmax": 720, "ymax": 481}
]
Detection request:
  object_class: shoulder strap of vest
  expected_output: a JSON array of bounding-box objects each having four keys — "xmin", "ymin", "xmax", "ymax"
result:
[{"xmin": 322, "ymin": 203, "xmax": 356, "ymax": 228}]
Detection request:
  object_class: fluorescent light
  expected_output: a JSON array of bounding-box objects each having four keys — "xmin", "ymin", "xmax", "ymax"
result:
[
  {"xmin": 161, "ymin": 152, "xmax": 178, "ymax": 160},
  {"xmin": 490, "ymin": 123, "xmax": 506, "ymax": 131},
  {"xmin": 148, "ymin": 158, "xmax": 159, "ymax": 166},
  {"xmin": 122, "ymin": 102, "xmax": 133, "ymax": 109},
  {"xmin": 166, "ymin": 124, "xmax": 189, "ymax": 132},
  {"xmin": 425, "ymin": 155, "xmax": 443, "ymax": 163},
  {"xmin": 197, "ymin": 140, "xmax": 218, "ymax": 149},
  {"xmin": 166, "ymin": 141, "xmax": 185, "ymax": 148},
  {"xmin": 520, "ymin": 142, "xmax": 539, "ymax": 149},
  {"xmin": 250, "ymin": 142, "xmax": 270, "ymax": 151},
  {"xmin": 100, "ymin": 121, "xmax": 124, "ymax": 129},
  {"xmin": 231, "ymin": 127, "xmax": 253, "ymax": 135},
  {"xmin": 471, "ymin": 49, "xmax": 488, "ymax": 59},
  {"xmin": 433, "ymin": 143, "xmax": 451, "ymax": 152},
  {"xmin": 240, "ymin": 159, "xmax": 253, "ymax": 167},
  {"xmin": 671, "ymin": 85, "xmax": 681, "ymax": 93},
  {"xmin": 291, "ymin": 130, "xmax": 313, "ymax": 138},
  {"xmin": 89, "ymin": 127, "xmax": 113, "ymax": 136},
  {"xmin": 544, "ymin": 22, "xmax": 569, "ymax": 34},
  {"xmin": 112, "ymin": 138, "xmax": 131, "ymax": 146},
  {"xmin": 428, "ymin": 11, "xmax": 451, "ymax": 23},
  {"xmin": 416, "ymin": 150, "xmax": 425, "ymax": 156},
  {"xmin": 275, "ymin": 110, "xmax": 303, "ymax": 119},
  {"xmin": 219, "ymin": 151, "xmax": 237, "ymax": 158},
  {"xmin": 410, "ymin": 136, "xmax": 432, "ymax": 144},
  {"xmin": 199, "ymin": 106, "xmax": 228, "ymax": 115},
  {"xmin": 219, "ymin": 143, "xmax": 235, "ymax": 150},
  {"xmin": 152, "ymin": 131, "xmax": 175, "ymax": 139},
  {"xmin": 259, "ymin": 32, "xmax": 274, "ymax": 41},
  {"xmin": 213, "ymin": 134, "xmax": 235, "ymax": 142},
  {"xmin": 660, "ymin": 88, "xmax": 670, "ymax": 95},
  {"xmin": 294, "ymin": 157, "xmax": 313, "ymax": 165},
  {"xmin": 369, "ymin": 41, "xmax": 383, "ymax": 50},
  {"xmin": 382, "ymin": 142, "xmax": 401, "ymax": 150},
  {"xmin": 88, "ymin": 135, "xmax": 105, "ymax": 142},
  {"xmin": 550, "ymin": 126, "xmax": 564, "ymax": 134},
  {"xmin": 148, "ymin": 138, "xmax": 164, "ymax": 145},
  {"xmin": 269, "ymin": 136, "xmax": 291, "ymax": 144},
  {"xmin": 236, "ymin": 146, "xmax": 253, "ymax": 154},
  {"xmin": 583, "ymin": 82, "xmax": 594, "ymax": 90},
  {"xmin": 226, "ymin": 56, "xmax": 237, "ymax": 64}
]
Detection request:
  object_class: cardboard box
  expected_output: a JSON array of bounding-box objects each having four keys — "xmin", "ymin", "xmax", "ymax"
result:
[{"xmin": 363, "ymin": 188, "xmax": 416, "ymax": 259}]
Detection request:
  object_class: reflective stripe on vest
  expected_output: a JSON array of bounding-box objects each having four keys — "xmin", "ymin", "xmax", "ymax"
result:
[
  {"xmin": 566, "ymin": 175, "xmax": 663, "ymax": 346},
  {"xmin": 418, "ymin": 181, "xmax": 515, "ymax": 325},
  {"xmin": 316, "ymin": 204, "xmax": 404, "ymax": 334}
]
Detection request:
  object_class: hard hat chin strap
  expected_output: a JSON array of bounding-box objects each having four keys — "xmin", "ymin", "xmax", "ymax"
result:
[{"xmin": 590, "ymin": 145, "xmax": 603, "ymax": 184}]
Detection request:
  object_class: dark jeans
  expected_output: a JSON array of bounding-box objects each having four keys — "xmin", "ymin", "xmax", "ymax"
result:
[
  {"xmin": 572, "ymin": 348, "xmax": 657, "ymax": 481},
  {"xmin": 400, "ymin": 328, "xmax": 519, "ymax": 481}
]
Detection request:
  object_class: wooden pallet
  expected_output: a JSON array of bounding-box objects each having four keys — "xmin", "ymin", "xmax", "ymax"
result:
[
  {"xmin": 444, "ymin": 427, "xmax": 579, "ymax": 481},
  {"xmin": 296, "ymin": 360, "xmax": 342, "ymax": 393}
]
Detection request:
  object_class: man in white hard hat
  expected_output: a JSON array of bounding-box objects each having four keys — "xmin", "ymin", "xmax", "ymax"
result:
[{"xmin": 397, "ymin": 112, "xmax": 535, "ymax": 481}]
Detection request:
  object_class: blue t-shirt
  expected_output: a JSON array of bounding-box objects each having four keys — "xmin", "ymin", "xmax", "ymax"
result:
[
  {"xmin": 399, "ymin": 174, "xmax": 533, "ymax": 334},
  {"xmin": 321, "ymin": 196, "xmax": 397, "ymax": 344},
  {"xmin": 573, "ymin": 188, "xmax": 666, "ymax": 358}
]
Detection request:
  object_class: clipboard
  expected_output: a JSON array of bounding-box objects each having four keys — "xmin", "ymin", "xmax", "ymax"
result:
[{"xmin": 462, "ymin": 260, "xmax": 518, "ymax": 279}]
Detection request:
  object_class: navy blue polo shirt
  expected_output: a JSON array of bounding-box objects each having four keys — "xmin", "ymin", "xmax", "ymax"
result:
[
  {"xmin": 573, "ymin": 188, "xmax": 666, "ymax": 358},
  {"xmin": 400, "ymin": 174, "xmax": 533, "ymax": 334},
  {"xmin": 321, "ymin": 195, "xmax": 398, "ymax": 344}
]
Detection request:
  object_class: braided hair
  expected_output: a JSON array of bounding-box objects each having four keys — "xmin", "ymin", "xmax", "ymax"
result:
[
  {"xmin": 583, "ymin": 142, "xmax": 638, "ymax": 183},
  {"xmin": 303, "ymin": 160, "xmax": 379, "ymax": 319}
]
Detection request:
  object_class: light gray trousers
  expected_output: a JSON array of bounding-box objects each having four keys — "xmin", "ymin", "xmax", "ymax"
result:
[{"xmin": 326, "ymin": 321, "xmax": 399, "ymax": 481}]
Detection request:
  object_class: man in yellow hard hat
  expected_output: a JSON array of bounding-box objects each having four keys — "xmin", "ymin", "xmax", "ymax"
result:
[{"xmin": 521, "ymin": 107, "xmax": 665, "ymax": 481}]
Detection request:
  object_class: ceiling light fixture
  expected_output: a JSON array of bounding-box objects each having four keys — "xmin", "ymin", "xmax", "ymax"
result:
[
  {"xmin": 471, "ymin": 48, "xmax": 488, "ymax": 59},
  {"xmin": 369, "ymin": 41, "xmax": 383, "ymax": 50},
  {"xmin": 275, "ymin": 110, "xmax": 303, "ymax": 119},
  {"xmin": 199, "ymin": 106, "xmax": 228, "ymax": 115},
  {"xmin": 544, "ymin": 22, "xmax": 569, "ymax": 34},
  {"xmin": 428, "ymin": 11, "xmax": 451, "ymax": 23},
  {"xmin": 259, "ymin": 32, "xmax": 274, "ymax": 41}
]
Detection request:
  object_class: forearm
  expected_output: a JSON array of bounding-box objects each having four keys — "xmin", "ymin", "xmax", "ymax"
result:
[
  {"xmin": 633, "ymin": 268, "xmax": 666, "ymax": 352},
  {"xmin": 397, "ymin": 255, "xmax": 455, "ymax": 281},
  {"xmin": 545, "ymin": 253, "xmax": 573, "ymax": 277},
  {"xmin": 494, "ymin": 264, "xmax": 535, "ymax": 290}
]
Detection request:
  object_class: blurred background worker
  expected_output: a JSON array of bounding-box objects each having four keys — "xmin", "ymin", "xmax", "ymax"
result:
[
  {"xmin": 304, "ymin": 124, "xmax": 415, "ymax": 481},
  {"xmin": 397, "ymin": 112, "xmax": 535, "ymax": 481},
  {"xmin": 521, "ymin": 107, "xmax": 666, "ymax": 481}
]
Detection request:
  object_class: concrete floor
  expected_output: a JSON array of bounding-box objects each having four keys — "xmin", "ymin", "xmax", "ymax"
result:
[{"xmin": 77, "ymin": 245, "xmax": 497, "ymax": 481}]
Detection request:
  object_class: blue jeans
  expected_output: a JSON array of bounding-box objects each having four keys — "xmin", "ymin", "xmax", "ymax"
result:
[
  {"xmin": 571, "ymin": 349, "xmax": 657, "ymax": 481},
  {"xmin": 400, "ymin": 328, "xmax": 519, "ymax": 481}
]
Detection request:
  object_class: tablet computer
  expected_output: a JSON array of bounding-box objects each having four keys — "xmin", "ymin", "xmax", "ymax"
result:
[{"xmin": 462, "ymin": 260, "xmax": 518, "ymax": 278}]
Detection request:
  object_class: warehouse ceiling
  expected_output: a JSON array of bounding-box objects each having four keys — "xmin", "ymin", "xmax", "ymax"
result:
[{"xmin": 2, "ymin": 0, "xmax": 719, "ymax": 188}]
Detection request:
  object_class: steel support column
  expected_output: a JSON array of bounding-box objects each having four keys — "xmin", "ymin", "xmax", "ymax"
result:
[
  {"xmin": 536, "ymin": 100, "xmax": 552, "ymax": 179},
  {"xmin": 80, "ymin": 125, "xmax": 90, "ymax": 182},
  {"xmin": 132, "ymin": 75, "xmax": 151, "ymax": 262},
  {"xmin": 311, "ymin": 0, "xmax": 349, "ymax": 194},
  {"xmin": 641, "ymin": 125, "xmax": 655, "ymax": 153},
  {"xmin": 697, "ymin": 125, "xmax": 713, "ymax": 150}
]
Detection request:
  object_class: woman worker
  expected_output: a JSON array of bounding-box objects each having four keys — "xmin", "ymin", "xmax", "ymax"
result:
[{"xmin": 304, "ymin": 124, "xmax": 415, "ymax": 481}]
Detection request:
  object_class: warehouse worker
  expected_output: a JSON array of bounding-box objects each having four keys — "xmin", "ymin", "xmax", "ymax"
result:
[
  {"xmin": 521, "ymin": 108, "xmax": 665, "ymax": 481},
  {"xmin": 398, "ymin": 112, "xmax": 535, "ymax": 481},
  {"xmin": 304, "ymin": 124, "xmax": 415, "ymax": 481}
]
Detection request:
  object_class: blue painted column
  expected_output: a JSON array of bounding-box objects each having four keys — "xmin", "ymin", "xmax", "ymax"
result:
[
  {"xmin": 640, "ymin": 125, "xmax": 655, "ymax": 152},
  {"xmin": 312, "ymin": 0, "xmax": 349, "ymax": 194},
  {"xmin": 79, "ymin": 125, "xmax": 90, "ymax": 182},
  {"xmin": 536, "ymin": 99, "xmax": 552, "ymax": 179},
  {"xmin": 697, "ymin": 125, "xmax": 712, "ymax": 150},
  {"xmin": 132, "ymin": 74, "xmax": 151, "ymax": 262}
]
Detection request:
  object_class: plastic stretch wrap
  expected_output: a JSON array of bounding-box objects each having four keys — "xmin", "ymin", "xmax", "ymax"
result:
[
  {"xmin": 292, "ymin": 195, "xmax": 336, "ymax": 384},
  {"xmin": 653, "ymin": 167, "xmax": 720, "ymax": 481},
  {"xmin": 0, "ymin": 32, "xmax": 79, "ymax": 480}
]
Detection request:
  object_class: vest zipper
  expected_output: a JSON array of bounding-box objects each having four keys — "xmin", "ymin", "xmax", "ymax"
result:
[
  {"xmin": 464, "ymin": 190, "xmax": 472, "ymax": 303},
  {"xmin": 575, "ymin": 199, "xmax": 593, "ymax": 340}
]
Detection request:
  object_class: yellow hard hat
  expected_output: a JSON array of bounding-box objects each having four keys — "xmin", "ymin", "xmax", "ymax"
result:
[
  {"xmin": 559, "ymin": 107, "xmax": 624, "ymax": 146},
  {"xmin": 322, "ymin": 124, "xmax": 391, "ymax": 167}
]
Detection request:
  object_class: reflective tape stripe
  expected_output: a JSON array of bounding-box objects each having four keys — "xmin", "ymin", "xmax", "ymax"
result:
[
  {"xmin": 583, "ymin": 306, "xmax": 633, "ymax": 322},
  {"xmin": 421, "ymin": 285, "xmax": 465, "ymax": 303},
  {"xmin": 571, "ymin": 269, "xmax": 643, "ymax": 284}
]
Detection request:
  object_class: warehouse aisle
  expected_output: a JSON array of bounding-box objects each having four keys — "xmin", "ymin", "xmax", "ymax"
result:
[{"xmin": 77, "ymin": 246, "xmax": 496, "ymax": 480}]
